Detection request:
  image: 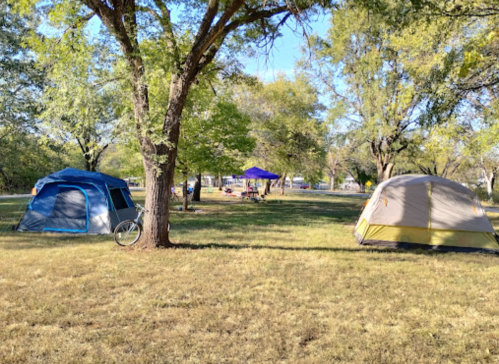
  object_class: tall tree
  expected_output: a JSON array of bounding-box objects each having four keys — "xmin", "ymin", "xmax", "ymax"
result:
[
  {"xmin": 304, "ymin": 4, "xmax": 438, "ymax": 183},
  {"xmin": 16, "ymin": 0, "xmax": 330, "ymax": 248},
  {"xmin": 325, "ymin": 135, "xmax": 348, "ymax": 190},
  {"xmin": 36, "ymin": 34, "xmax": 119, "ymax": 171},
  {"xmin": 0, "ymin": 2, "xmax": 45, "ymax": 187},
  {"xmin": 236, "ymin": 75, "xmax": 326, "ymax": 195},
  {"xmin": 177, "ymin": 86, "xmax": 254, "ymax": 210},
  {"xmin": 355, "ymin": 0, "xmax": 499, "ymax": 121},
  {"xmin": 462, "ymin": 112, "xmax": 499, "ymax": 199}
]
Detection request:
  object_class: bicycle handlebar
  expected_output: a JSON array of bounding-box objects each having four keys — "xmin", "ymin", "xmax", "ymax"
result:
[{"xmin": 135, "ymin": 203, "xmax": 147, "ymax": 212}]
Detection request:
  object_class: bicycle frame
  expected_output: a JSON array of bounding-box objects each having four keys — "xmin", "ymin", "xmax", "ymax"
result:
[{"xmin": 119, "ymin": 205, "xmax": 143, "ymax": 232}]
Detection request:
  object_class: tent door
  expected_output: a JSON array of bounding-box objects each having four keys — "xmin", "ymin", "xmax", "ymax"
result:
[{"xmin": 43, "ymin": 185, "xmax": 89, "ymax": 233}]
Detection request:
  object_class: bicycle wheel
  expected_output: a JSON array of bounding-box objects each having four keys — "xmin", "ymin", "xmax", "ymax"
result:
[{"xmin": 114, "ymin": 220, "xmax": 142, "ymax": 246}]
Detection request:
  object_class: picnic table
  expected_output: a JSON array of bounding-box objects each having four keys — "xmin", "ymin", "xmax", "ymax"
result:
[
  {"xmin": 241, "ymin": 187, "xmax": 261, "ymax": 201},
  {"xmin": 246, "ymin": 191, "xmax": 259, "ymax": 199}
]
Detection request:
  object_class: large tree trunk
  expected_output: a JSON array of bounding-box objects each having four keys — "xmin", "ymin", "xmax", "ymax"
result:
[
  {"xmin": 141, "ymin": 162, "xmax": 172, "ymax": 248},
  {"xmin": 84, "ymin": 158, "xmax": 92, "ymax": 172},
  {"xmin": 138, "ymin": 69, "xmax": 193, "ymax": 247},
  {"xmin": 375, "ymin": 159, "xmax": 385, "ymax": 184},
  {"xmin": 329, "ymin": 173, "xmax": 335, "ymax": 191},
  {"xmin": 483, "ymin": 169, "xmax": 496, "ymax": 199},
  {"xmin": 193, "ymin": 173, "xmax": 201, "ymax": 202},
  {"xmin": 218, "ymin": 173, "xmax": 223, "ymax": 191},
  {"xmin": 327, "ymin": 153, "xmax": 338, "ymax": 191},
  {"xmin": 383, "ymin": 163, "xmax": 394, "ymax": 181},
  {"xmin": 264, "ymin": 179, "xmax": 271, "ymax": 195},
  {"xmin": 90, "ymin": 144, "xmax": 109, "ymax": 172},
  {"xmin": 280, "ymin": 173, "xmax": 287, "ymax": 195},
  {"xmin": 374, "ymin": 156, "xmax": 394, "ymax": 183},
  {"xmin": 370, "ymin": 141, "xmax": 395, "ymax": 184},
  {"xmin": 487, "ymin": 177, "xmax": 495, "ymax": 199},
  {"xmin": 182, "ymin": 171, "xmax": 189, "ymax": 212},
  {"xmin": 78, "ymin": 134, "xmax": 94, "ymax": 172}
]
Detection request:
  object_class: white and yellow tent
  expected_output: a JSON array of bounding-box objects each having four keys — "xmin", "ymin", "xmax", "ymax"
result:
[{"xmin": 354, "ymin": 175, "xmax": 499, "ymax": 253}]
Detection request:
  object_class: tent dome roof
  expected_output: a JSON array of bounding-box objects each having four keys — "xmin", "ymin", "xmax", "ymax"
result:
[
  {"xmin": 378, "ymin": 174, "xmax": 473, "ymax": 196},
  {"xmin": 35, "ymin": 168, "xmax": 128, "ymax": 194}
]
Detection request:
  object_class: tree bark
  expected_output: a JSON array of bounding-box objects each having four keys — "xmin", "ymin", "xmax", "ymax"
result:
[
  {"xmin": 374, "ymin": 156, "xmax": 395, "ymax": 183},
  {"xmin": 375, "ymin": 159, "xmax": 385, "ymax": 183},
  {"xmin": 487, "ymin": 177, "xmax": 495, "ymax": 199},
  {"xmin": 91, "ymin": 144, "xmax": 109, "ymax": 172},
  {"xmin": 182, "ymin": 171, "xmax": 189, "ymax": 212},
  {"xmin": 370, "ymin": 141, "xmax": 397, "ymax": 183},
  {"xmin": 483, "ymin": 170, "xmax": 496, "ymax": 199},
  {"xmin": 327, "ymin": 152, "xmax": 339, "ymax": 191},
  {"xmin": 280, "ymin": 173, "xmax": 287, "ymax": 195},
  {"xmin": 141, "ymin": 163, "xmax": 173, "ymax": 248},
  {"xmin": 78, "ymin": 135, "xmax": 94, "ymax": 172},
  {"xmin": 138, "ymin": 98, "xmax": 181, "ymax": 248},
  {"xmin": 84, "ymin": 158, "xmax": 91, "ymax": 172},
  {"xmin": 383, "ymin": 163, "xmax": 394, "ymax": 181},
  {"xmin": 329, "ymin": 173, "xmax": 335, "ymax": 191},
  {"xmin": 218, "ymin": 173, "xmax": 223, "ymax": 191},
  {"xmin": 193, "ymin": 173, "xmax": 201, "ymax": 201},
  {"xmin": 264, "ymin": 179, "xmax": 271, "ymax": 195}
]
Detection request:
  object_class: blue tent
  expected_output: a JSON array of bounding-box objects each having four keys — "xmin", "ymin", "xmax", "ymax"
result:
[
  {"xmin": 18, "ymin": 168, "xmax": 137, "ymax": 234},
  {"xmin": 233, "ymin": 166, "xmax": 279, "ymax": 180}
]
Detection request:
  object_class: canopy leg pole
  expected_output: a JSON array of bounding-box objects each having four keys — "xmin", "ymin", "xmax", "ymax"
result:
[{"xmin": 427, "ymin": 182, "xmax": 432, "ymax": 242}]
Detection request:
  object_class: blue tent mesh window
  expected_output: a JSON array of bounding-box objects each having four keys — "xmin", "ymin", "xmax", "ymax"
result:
[
  {"xmin": 110, "ymin": 188, "xmax": 129, "ymax": 210},
  {"xmin": 44, "ymin": 186, "xmax": 87, "ymax": 231}
]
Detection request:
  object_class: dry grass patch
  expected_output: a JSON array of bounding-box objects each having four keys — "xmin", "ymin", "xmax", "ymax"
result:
[{"xmin": 1, "ymin": 192, "xmax": 499, "ymax": 363}]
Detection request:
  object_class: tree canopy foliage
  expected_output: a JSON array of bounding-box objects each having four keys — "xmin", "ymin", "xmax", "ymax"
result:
[
  {"xmin": 236, "ymin": 75, "xmax": 326, "ymax": 192},
  {"xmin": 0, "ymin": 2, "xmax": 79, "ymax": 191}
]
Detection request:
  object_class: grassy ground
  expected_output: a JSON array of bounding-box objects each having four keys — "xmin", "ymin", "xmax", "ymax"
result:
[{"xmin": 1, "ymin": 192, "xmax": 499, "ymax": 363}]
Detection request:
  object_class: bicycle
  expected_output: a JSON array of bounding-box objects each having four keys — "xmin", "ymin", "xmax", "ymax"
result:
[{"xmin": 114, "ymin": 204, "xmax": 170, "ymax": 246}]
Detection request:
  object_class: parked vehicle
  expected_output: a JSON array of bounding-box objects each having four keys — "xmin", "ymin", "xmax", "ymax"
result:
[{"xmin": 299, "ymin": 184, "xmax": 310, "ymax": 189}]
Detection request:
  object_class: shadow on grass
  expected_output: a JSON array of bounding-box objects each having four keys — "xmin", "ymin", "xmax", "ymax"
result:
[
  {"xmin": 0, "ymin": 232, "xmax": 110, "ymax": 250},
  {"xmin": 171, "ymin": 197, "xmax": 363, "ymax": 233},
  {"xmin": 173, "ymin": 241, "xmax": 463, "ymax": 257}
]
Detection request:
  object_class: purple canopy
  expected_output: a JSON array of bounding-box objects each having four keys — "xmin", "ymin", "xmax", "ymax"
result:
[{"xmin": 233, "ymin": 166, "xmax": 279, "ymax": 180}]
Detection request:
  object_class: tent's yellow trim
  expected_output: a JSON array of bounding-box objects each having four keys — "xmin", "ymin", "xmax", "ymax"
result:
[
  {"xmin": 355, "ymin": 218, "xmax": 369, "ymax": 240},
  {"xmin": 356, "ymin": 224, "xmax": 499, "ymax": 250}
]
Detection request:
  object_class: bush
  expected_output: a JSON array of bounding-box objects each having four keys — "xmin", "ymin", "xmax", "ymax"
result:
[{"xmin": 473, "ymin": 187, "xmax": 499, "ymax": 204}]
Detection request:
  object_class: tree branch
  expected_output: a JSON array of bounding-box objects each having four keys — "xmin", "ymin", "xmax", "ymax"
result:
[{"xmin": 55, "ymin": 11, "xmax": 95, "ymax": 44}]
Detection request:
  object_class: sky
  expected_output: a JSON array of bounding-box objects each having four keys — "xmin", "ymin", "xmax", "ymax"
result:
[{"xmin": 243, "ymin": 14, "xmax": 331, "ymax": 81}]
